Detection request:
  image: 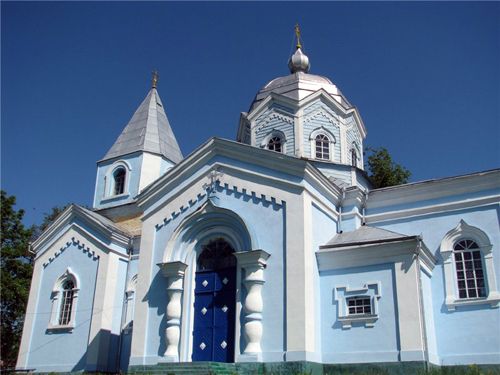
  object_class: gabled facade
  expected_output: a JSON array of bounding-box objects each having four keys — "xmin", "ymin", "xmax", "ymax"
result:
[{"xmin": 17, "ymin": 37, "xmax": 500, "ymax": 374}]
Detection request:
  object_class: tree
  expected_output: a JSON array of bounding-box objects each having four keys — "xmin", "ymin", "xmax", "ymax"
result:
[
  {"xmin": 365, "ymin": 147, "xmax": 411, "ymax": 189},
  {"xmin": 31, "ymin": 204, "xmax": 70, "ymax": 241},
  {"xmin": 1, "ymin": 191, "xmax": 33, "ymax": 368}
]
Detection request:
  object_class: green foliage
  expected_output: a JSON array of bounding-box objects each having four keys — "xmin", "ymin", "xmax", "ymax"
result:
[
  {"xmin": 1, "ymin": 191, "xmax": 33, "ymax": 368},
  {"xmin": 30, "ymin": 204, "xmax": 70, "ymax": 241},
  {"xmin": 365, "ymin": 147, "xmax": 411, "ymax": 189}
]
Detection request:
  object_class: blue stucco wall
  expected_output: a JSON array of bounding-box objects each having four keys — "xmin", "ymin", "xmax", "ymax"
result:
[
  {"xmin": 26, "ymin": 244, "xmax": 99, "ymax": 372},
  {"xmin": 320, "ymin": 263, "xmax": 399, "ymax": 364},
  {"xmin": 142, "ymin": 164, "xmax": 288, "ymax": 363},
  {"xmin": 94, "ymin": 153, "xmax": 143, "ymax": 209},
  {"xmin": 373, "ymin": 204, "xmax": 500, "ymax": 365},
  {"xmin": 311, "ymin": 203, "xmax": 338, "ymax": 361}
]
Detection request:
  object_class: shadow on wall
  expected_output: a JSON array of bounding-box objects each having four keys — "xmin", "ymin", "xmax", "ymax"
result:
[
  {"xmin": 64, "ymin": 329, "xmax": 121, "ymax": 372},
  {"xmin": 143, "ymin": 270, "xmax": 168, "ymax": 357}
]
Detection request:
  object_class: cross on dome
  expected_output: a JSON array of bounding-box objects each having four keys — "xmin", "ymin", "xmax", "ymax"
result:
[{"xmin": 288, "ymin": 24, "xmax": 310, "ymax": 73}]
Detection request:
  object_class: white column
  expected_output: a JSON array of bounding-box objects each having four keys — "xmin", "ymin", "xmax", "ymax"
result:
[
  {"xmin": 158, "ymin": 261, "xmax": 188, "ymax": 362},
  {"xmin": 234, "ymin": 250, "xmax": 270, "ymax": 361}
]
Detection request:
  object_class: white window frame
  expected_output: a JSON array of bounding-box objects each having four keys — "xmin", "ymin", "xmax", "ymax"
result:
[
  {"xmin": 104, "ymin": 160, "xmax": 131, "ymax": 199},
  {"xmin": 48, "ymin": 268, "xmax": 80, "ymax": 331},
  {"xmin": 260, "ymin": 129, "xmax": 287, "ymax": 154},
  {"xmin": 440, "ymin": 220, "xmax": 500, "ymax": 311},
  {"xmin": 309, "ymin": 127, "xmax": 336, "ymax": 161},
  {"xmin": 334, "ymin": 282, "xmax": 381, "ymax": 329}
]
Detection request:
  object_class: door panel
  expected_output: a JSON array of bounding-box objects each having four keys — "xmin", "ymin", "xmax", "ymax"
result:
[{"xmin": 192, "ymin": 267, "xmax": 236, "ymax": 362}]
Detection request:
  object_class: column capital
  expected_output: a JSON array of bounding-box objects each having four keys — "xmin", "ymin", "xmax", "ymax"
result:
[
  {"xmin": 157, "ymin": 261, "xmax": 188, "ymax": 278},
  {"xmin": 234, "ymin": 250, "xmax": 270, "ymax": 269}
]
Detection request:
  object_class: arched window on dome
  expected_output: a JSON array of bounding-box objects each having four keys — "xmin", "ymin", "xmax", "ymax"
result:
[
  {"xmin": 267, "ymin": 136, "xmax": 282, "ymax": 153},
  {"xmin": 351, "ymin": 148, "xmax": 358, "ymax": 168},
  {"xmin": 315, "ymin": 134, "xmax": 330, "ymax": 160},
  {"xmin": 113, "ymin": 167, "xmax": 126, "ymax": 195}
]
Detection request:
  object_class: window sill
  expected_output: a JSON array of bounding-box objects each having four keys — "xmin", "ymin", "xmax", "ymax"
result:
[
  {"xmin": 101, "ymin": 193, "xmax": 130, "ymax": 203},
  {"xmin": 445, "ymin": 293, "xmax": 500, "ymax": 311},
  {"xmin": 47, "ymin": 324, "xmax": 74, "ymax": 332},
  {"xmin": 338, "ymin": 314, "xmax": 378, "ymax": 329}
]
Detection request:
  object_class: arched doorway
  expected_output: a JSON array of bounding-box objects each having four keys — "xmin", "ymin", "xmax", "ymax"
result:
[{"xmin": 192, "ymin": 238, "xmax": 236, "ymax": 362}]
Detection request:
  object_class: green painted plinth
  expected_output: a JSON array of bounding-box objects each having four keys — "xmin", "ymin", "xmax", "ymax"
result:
[{"xmin": 127, "ymin": 361, "xmax": 500, "ymax": 375}]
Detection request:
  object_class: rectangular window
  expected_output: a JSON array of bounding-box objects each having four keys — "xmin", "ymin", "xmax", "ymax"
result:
[
  {"xmin": 59, "ymin": 289, "xmax": 74, "ymax": 325},
  {"xmin": 346, "ymin": 296, "xmax": 372, "ymax": 315},
  {"xmin": 454, "ymin": 250, "xmax": 486, "ymax": 299}
]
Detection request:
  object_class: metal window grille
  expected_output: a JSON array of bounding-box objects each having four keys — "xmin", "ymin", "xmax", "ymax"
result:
[
  {"xmin": 315, "ymin": 134, "xmax": 330, "ymax": 160},
  {"xmin": 268, "ymin": 137, "xmax": 282, "ymax": 153},
  {"xmin": 113, "ymin": 168, "xmax": 126, "ymax": 195},
  {"xmin": 346, "ymin": 296, "xmax": 372, "ymax": 315},
  {"xmin": 59, "ymin": 280, "xmax": 75, "ymax": 325},
  {"xmin": 454, "ymin": 239, "xmax": 486, "ymax": 299}
]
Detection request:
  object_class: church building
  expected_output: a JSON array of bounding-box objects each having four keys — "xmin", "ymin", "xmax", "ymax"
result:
[{"xmin": 16, "ymin": 31, "xmax": 500, "ymax": 374}]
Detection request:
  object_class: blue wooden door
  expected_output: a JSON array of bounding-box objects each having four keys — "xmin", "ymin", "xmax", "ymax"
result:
[{"xmin": 192, "ymin": 267, "xmax": 236, "ymax": 362}]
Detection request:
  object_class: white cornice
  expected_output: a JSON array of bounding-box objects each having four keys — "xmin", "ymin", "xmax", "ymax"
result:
[
  {"xmin": 316, "ymin": 237, "xmax": 436, "ymax": 272},
  {"xmin": 368, "ymin": 169, "xmax": 500, "ymax": 209},
  {"xmin": 138, "ymin": 138, "xmax": 342, "ymax": 210},
  {"xmin": 366, "ymin": 195, "xmax": 499, "ymax": 224},
  {"xmin": 246, "ymin": 89, "xmax": 366, "ymax": 139},
  {"xmin": 32, "ymin": 205, "xmax": 131, "ymax": 254}
]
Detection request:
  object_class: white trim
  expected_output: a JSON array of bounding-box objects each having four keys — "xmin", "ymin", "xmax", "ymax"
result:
[
  {"xmin": 47, "ymin": 268, "xmax": 80, "ymax": 331},
  {"xmin": 440, "ymin": 220, "xmax": 500, "ymax": 310},
  {"xmin": 334, "ymin": 282, "xmax": 381, "ymax": 329},
  {"xmin": 260, "ymin": 128, "xmax": 287, "ymax": 154},
  {"xmin": 308, "ymin": 127, "xmax": 336, "ymax": 162},
  {"xmin": 104, "ymin": 160, "xmax": 132, "ymax": 198}
]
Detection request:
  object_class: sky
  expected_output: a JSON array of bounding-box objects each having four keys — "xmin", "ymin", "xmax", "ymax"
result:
[{"xmin": 2, "ymin": 2, "xmax": 499, "ymax": 227}]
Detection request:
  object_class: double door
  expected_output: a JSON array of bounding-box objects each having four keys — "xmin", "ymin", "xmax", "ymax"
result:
[{"xmin": 192, "ymin": 267, "xmax": 236, "ymax": 362}]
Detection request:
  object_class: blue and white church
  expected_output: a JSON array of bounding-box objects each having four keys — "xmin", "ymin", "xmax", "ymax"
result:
[{"xmin": 16, "ymin": 35, "xmax": 500, "ymax": 373}]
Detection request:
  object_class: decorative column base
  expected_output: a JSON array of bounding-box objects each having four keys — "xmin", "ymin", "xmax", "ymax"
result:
[
  {"xmin": 234, "ymin": 250, "xmax": 270, "ymax": 360},
  {"xmin": 157, "ymin": 261, "xmax": 188, "ymax": 362}
]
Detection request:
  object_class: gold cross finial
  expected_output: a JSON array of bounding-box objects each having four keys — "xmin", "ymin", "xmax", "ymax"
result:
[
  {"xmin": 294, "ymin": 24, "xmax": 302, "ymax": 49},
  {"xmin": 152, "ymin": 70, "xmax": 159, "ymax": 88}
]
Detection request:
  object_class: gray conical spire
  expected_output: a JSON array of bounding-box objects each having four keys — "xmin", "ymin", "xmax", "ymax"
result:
[{"xmin": 102, "ymin": 85, "xmax": 183, "ymax": 164}]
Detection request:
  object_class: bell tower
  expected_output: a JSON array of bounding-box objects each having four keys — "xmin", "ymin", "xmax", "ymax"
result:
[{"xmin": 93, "ymin": 72, "xmax": 183, "ymax": 209}]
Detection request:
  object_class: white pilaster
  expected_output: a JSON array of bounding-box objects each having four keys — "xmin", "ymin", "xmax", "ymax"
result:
[
  {"xmin": 158, "ymin": 261, "xmax": 188, "ymax": 362},
  {"xmin": 234, "ymin": 250, "xmax": 270, "ymax": 361}
]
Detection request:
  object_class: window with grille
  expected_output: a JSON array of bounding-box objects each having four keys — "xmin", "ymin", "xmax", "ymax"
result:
[
  {"xmin": 346, "ymin": 296, "xmax": 372, "ymax": 315},
  {"xmin": 113, "ymin": 168, "xmax": 126, "ymax": 195},
  {"xmin": 315, "ymin": 134, "xmax": 330, "ymax": 160},
  {"xmin": 59, "ymin": 280, "xmax": 75, "ymax": 325},
  {"xmin": 267, "ymin": 137, "xmax": 282, "ymax": 153},
  {"xmin": 454, "ymin": 239, "xmax": 486, "ymax": 299}
]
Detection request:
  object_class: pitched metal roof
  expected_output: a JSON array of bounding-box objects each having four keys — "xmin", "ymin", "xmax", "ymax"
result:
[
  {"xmin": 321, "ymin": 225, "xmax": 415, "ymax": 249},
  {"xmin": 102, "ymin": 88, "xmax": 183, "ymax": 163}
]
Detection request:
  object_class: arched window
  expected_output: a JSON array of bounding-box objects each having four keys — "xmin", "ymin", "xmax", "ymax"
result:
[
  {"xmin": 454, "ymin": 239, "xmax": 486, "ymax": 299},
  {"xmin": 49, "ymin": 269, "xmax": 79, "ymax": 330},
  {"xmin": 267, "ymin": 137, "xmax": 282, "ymax": 153},
  {"xmin": 59, "ymin": 280, "xmax": 76, "ymax": 325},
  {"xmin": 315, "ymin": 134, "xmax": 330, "ymax": 160},
  {"xmin": 197, "ymin": 238, "xmax": 236, "ymax": 271},
  {"xmin": 351, "ymin": 148, "xmax": 358, "ymax": 167},
  {"xmin": 440, "ymin": 220, "xmax": 500, "ymax": 310},
  {"xmin": 113, "ymin": 168, "xmax": 126, "ymax": 195}
]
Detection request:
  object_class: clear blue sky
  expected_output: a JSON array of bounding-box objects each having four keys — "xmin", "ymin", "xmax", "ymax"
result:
[{"xmin": 2, "ymin": 2, "xmax": 499, "ymax": 227}]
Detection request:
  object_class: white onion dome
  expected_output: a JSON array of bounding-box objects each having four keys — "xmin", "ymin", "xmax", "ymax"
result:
[
  {"xmin": 249, "ymin": 48, "xmax": 352, "ymax": 112},
  {"xmin": 288, "ymin": 47, "xmax": 310, "ymax": 73}
]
